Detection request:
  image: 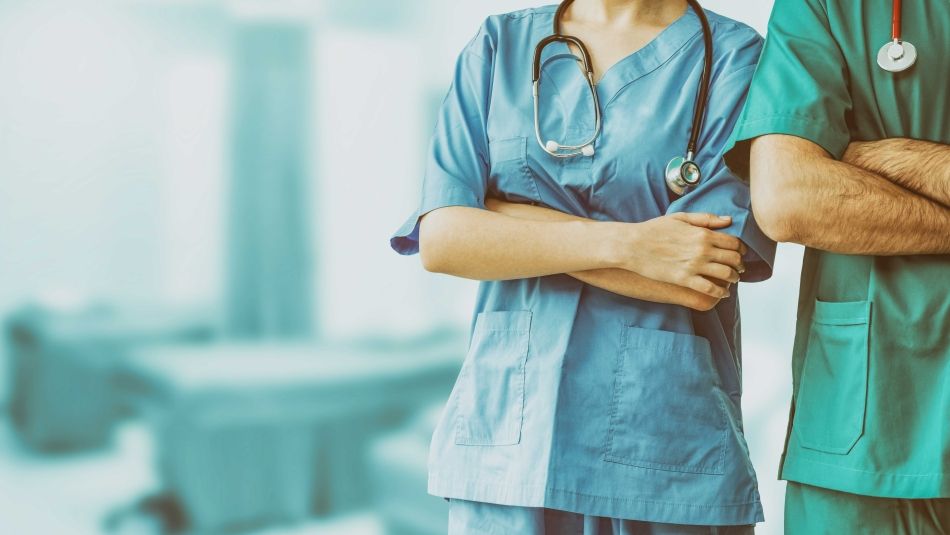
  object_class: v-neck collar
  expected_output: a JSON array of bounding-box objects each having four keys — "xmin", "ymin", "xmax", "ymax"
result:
[{"xmin": 542, "ymin": 4, "xmax": 703, "ymax": 108}]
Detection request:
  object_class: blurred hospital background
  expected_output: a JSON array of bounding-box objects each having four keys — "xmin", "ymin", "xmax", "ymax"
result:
[{"xmin": 0, "ymin": 0, "xmax": 799, "ymax": 533}]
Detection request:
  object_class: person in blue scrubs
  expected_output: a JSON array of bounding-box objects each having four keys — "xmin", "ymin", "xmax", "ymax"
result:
[{"xmin": 390, "ymin": 1, "xmax": 775, "ymax": 532}]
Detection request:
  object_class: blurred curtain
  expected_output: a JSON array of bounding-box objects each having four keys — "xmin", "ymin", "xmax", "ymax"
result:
[{"xmin": 226, "ymin": 24, "xmax": 314, "ymax": 338}]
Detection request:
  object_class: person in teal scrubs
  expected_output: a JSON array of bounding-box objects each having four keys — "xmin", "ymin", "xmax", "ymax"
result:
[
  {"xmin": 391, "ymin": 1, "xmax": 776, "ymax": 533},
  {"xmin": 723, "ymin": 0, "xmax": 950, "ymax": 532}
]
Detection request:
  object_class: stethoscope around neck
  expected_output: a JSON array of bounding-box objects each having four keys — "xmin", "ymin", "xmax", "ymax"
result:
[{"xmin": 531, "ymin": 0, "xmax": 714, "ymax": 196}]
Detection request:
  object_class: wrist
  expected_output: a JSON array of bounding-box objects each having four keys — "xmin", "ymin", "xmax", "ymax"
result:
[{"xmin": 594, "ymin": 221, "xmax": 639, "ymax": 270}]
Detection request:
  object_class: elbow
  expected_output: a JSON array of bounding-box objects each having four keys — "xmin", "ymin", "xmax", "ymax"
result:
[
  {"xmin": 418, "ymin": 212, "xmax": 453, "ymax": 274},
  {"xmin": 419, "ymin": 246, "xmax": 444, "ymax": 273},
  {"xmin": 749, "ymin": 135, "xmax": 825, "ymax": 244},
  {"xmin": 419, "ymin": 233, "xmax": 447, "ymax": 274},
  {"xmin": 749, "ymin": 171, "xmax": 804, "ymax": 244}
]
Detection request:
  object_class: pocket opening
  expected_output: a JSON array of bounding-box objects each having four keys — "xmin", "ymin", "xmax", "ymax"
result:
[
  {"xmin": 603, "ymin": 326, "xmax": 729, "ymax": 475},
  {"xmin": 794, "ymin": 300, "xmax": 871, "ymax": 455},
  {"xmin": 488, "ymin": 137, "xmax": 542, "ymax": 203},
  {"xmin": 454, "ymin": 310, "xmax": 531, "ymax": 447}
]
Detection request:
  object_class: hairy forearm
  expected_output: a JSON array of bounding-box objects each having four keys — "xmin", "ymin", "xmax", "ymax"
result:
[
  {"xmin": 844, "ymin": 138, "xmax": 950, "ymax": 207},
  {"xmin": 486, "ymin": 200, "xmax": 722, "ymax": 310},
  {"xmin": 751, "ymin": 135, "xmax": 950, "ymax": 255},
  {"xmin": 418, "ymin": 206, "xmax": 617, "ymax": 280}
]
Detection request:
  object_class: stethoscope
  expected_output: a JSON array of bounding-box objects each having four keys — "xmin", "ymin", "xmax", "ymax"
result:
[
  {"xmin": 877, "ymin": 0, "xmax": 917, "ymax": 72},
  {"xmin": 531, "ymin": 0, "xmax": 714, "ymax": 196}
]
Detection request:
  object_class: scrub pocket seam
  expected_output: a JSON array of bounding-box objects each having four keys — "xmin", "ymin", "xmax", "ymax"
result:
[
  {"xmin": 454, "ymin": 310, "xmax": 531, "ymax": 447},
  {"xmin": 487, "ymin": 136, "xmax": 543, "ymax": 203},
  {"xmin": 603, "ymin": 325, "xmax": 728, "ymax": 475},
  {"xmin": 794, "ymin": 299, "xmax": 871, "ymax": 455}
]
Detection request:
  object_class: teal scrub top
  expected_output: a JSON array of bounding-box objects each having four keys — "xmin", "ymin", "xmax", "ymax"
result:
[
  {"xmin": 725, "ymin": 0, "xmax": 950, "ymax": 499},
  {"xmin": 391, "ymin": 6, "xmax": 775, "ymax": 526}
]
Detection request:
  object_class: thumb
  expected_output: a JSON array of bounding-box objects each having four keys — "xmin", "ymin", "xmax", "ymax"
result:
[{"xmin": 670, "ymin": 212, "xmax": 732, "ymax": 229}]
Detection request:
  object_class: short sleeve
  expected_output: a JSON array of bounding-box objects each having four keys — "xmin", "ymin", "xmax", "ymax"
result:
[
  {"xmin": 668, "ymin": 31, "xmax": 776, "ymax": 283},
  {"xmin": 390, "ymin": 24, "xmax": 494, "ymax": 256},
  {"xmin": 723, "ymin": 0, "xmax": 853, "ymax": 180}
]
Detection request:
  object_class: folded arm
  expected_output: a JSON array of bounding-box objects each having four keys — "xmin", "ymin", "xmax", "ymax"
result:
[
  {"xmin": 484, "ymin": 199, "xmax": 744, "ymax": 311},
  {"xmin": 419, "ymin": 203, "xmax": 745, "ymax": 307},
  {"xmin": 844, "ymin": 138, "xmax": 950, "ymax": 208},
  {"xmin": 750, "ymin": 135, "xmax": 950, "ymax": 255}
]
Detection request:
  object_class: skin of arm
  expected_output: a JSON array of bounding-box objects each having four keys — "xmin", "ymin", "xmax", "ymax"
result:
[
  {"xmin": 843, "ymin": 138, "xmax": 950, "ymax": 208},
  {"xmin": 484, "ymin": 199, "xmax": 741, "ymax": 310},
  {"xmin": 419, "ymin": 205, "xmax": 745, "ymax": 300},
  {"xmin": 749, "ymin": 134, "xmax": 950, "ymax": 255}
]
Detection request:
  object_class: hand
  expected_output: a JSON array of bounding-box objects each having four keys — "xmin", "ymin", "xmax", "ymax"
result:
[{"xmin": 607, "ymin": 213, "xmax": 747, "ymax": 298}]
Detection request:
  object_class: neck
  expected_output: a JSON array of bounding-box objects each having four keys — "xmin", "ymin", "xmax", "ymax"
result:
[{"xmin": 568, "ymin": 0, "xmax": 688, "ymax": 28}]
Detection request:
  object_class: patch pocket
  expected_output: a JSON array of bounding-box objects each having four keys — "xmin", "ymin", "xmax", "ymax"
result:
[
  {"xmin": 454, "ymin": 310, "xmax": 531, "ymax": 446},
  {"xmin": 795, "ymin": 300, "xmax": 871, "ymax": 455},
  {"xmin": 488, "ymin": 137, "xmax": 542, "ymax": 203},
  {"xmin": 604, "ymin": 327, "xmax": 728, "ymax": 475}
]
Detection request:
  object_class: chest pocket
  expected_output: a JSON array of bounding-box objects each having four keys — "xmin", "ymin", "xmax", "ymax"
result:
[{"xmin": 488, "ymin": 137, "xmax": 542, "ymax": 203}]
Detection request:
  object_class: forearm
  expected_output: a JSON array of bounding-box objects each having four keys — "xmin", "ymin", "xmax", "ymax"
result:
[
  {"xmin": 751, "ymin": 135, "xmax": 950, "ymax": 255},
  {"xmin": 844, "ymin": 138, "xmax": 950, "ymax": 207},
  {"xmin": 487, "ymin": 200, "xmax": 722, "ymax": 310},
  {"xmin": 418, "ymin": 206, "xmax": 617, "ymax": 280}
]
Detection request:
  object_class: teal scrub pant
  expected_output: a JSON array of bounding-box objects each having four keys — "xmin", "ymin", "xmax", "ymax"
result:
[
  {"xmin": 785, "ymin": 482, "xmax": 950, "ymax": 535},
  {"xmin": 448, "ymin": 499, "xmax": 755, "ymax": 534}
]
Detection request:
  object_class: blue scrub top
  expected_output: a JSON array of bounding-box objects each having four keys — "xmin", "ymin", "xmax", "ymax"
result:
[{"xmin": 391, "ymin": 5, "xmax": 774, "ymax": 526}]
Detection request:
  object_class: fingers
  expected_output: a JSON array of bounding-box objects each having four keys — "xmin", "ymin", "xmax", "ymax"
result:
[
  {"xmin": 483, "ymin": 197, "xmax": 502, "ymax": 211},
  {"xmin": 709, "ymin": 248, "xmax": 744, "ymax": 272},
  {"xmin": 686, "ymin": 275, "xmax": 730, "ymax": 299},
  {"xmin": 704, "ymin": 276, "xmax": 732, "ymax": 289},
  {"xmin": 705, "ymin": 229, "xmax": 743, "ymax": 252},
  {"xmin": 699, "ymin": 262, "xmax": 740, "ymax": 284},
  {"xmin": 670, "ymin": 212, "xmax": 732, "ymax": 229}
]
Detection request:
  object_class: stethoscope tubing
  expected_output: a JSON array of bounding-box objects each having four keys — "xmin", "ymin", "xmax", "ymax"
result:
[
  {"xmin": 892, "ymin": 0, "xmax": 902, "ymax": 41},
  {"xmin": 685, "ymin": 0, "xmax": 713, "ymax": 160},
  {"xmin": 531, "ymin": 0, "xmax": 714, "ymax": 191},
  {"xmin": 878, "ymin": 0, "xmax": 917, "ymax": 72}
]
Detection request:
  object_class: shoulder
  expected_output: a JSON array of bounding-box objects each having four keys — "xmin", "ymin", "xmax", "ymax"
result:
[
  {"xmin": 485, "ymin": 4, "xmax": 557, "ymax": 32},
  {"xmin": 702, "ymin": 9, "xmax": 764, "ymax": 77},
  {"xmin": 463, "ymin": 5, "xmax": 557, "ymax": 59}
]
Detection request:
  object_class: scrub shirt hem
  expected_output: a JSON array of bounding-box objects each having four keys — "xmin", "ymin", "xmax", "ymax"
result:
[
  {"xmin": 781, "ymin": 453, "xmax": 950, "ymax": 499},
  {"xmin": 429, "ymin": 476, "xmax": 764, "ymax": 526}
]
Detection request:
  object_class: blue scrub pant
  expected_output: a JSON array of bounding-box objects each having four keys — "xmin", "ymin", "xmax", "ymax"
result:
[{"xmin": 448, "ymin": 499, "xmax": 755, "ymax": 535}]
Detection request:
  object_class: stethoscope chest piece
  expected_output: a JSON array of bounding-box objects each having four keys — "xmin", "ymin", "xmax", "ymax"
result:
[
  {"xmin": 877, "ymin": 39, "xmax": 917, "ymax": 72},
  {"xmin": 665, "ymin": 155, "xmax": 702, "ymax": 196}
]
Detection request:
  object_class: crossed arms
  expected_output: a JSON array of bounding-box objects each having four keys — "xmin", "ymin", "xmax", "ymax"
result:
[
  {"xmin": 419, "ymin": 137, "xmax": 949, "ymax": 312},
  {"xmin": 419, "ymin": 204, "xmax": 745, "ymax": 311},
  {"xmin": 750, "ymin": 136, "xmax": 950, "ymax": 254}
]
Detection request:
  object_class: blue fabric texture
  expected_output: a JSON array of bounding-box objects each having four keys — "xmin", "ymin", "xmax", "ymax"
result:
[{"xmin": 391, "ymin": 4, "xmax": 774, "ymax": 526}]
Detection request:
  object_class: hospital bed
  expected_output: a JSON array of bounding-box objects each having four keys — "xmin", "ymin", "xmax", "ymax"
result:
[
  {"xmin": 4, "ymin": 304, "xmax": 216, "ymax": 451},
  {"xmin": 114, "ymin": 338, "xmax": 462, "ymax": 533}
]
